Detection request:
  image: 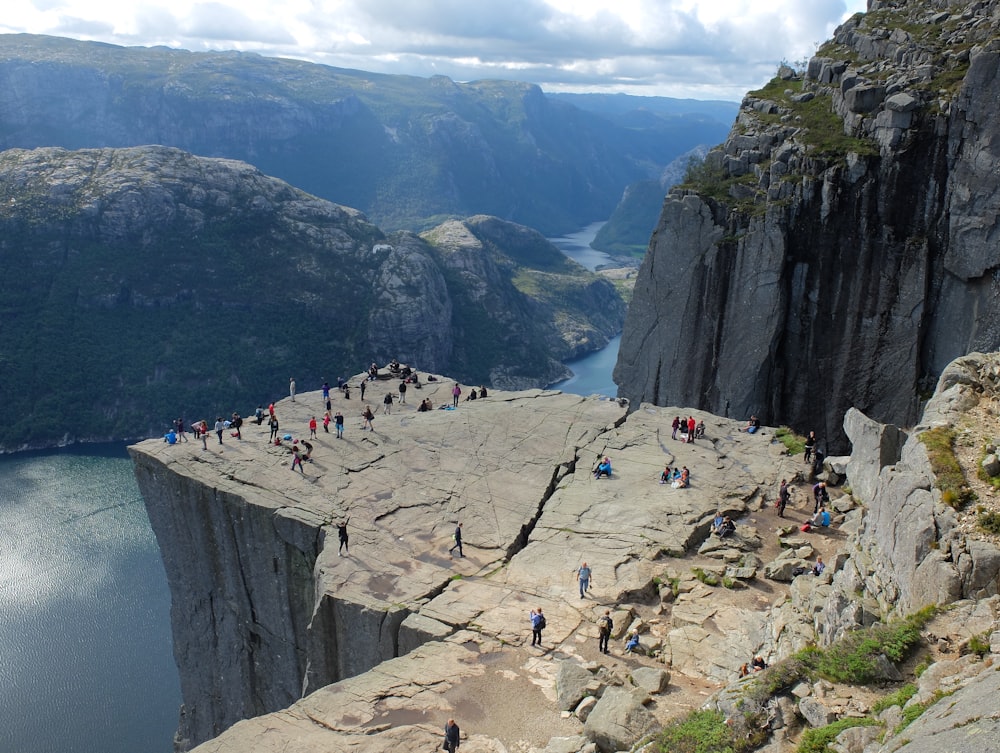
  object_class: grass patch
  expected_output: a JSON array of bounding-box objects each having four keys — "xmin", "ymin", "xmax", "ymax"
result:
[
  {"xmin": 894, "ymin": 690, "xmax": 951, "ymax": 734},
  {"xmin": 654, "ymin": 709, "xmax": 737, "ymax": 753},
  {"xmin": 919, "ymin": 427, "xmax": 975, "ymax": 508},
  {"xmin": 797, "ymin": 717, "xmax": 878, "ymax": 753},
  {"xmin": 871, "ymin": 683, "xmax": 918, "ymax": 713},
  {"xmin": 775, "ymin": 426, "xmax": 807, "ymax": 455}
]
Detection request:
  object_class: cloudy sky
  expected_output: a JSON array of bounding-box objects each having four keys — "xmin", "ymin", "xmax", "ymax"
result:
[{"xmin": 4, "ymin": 0, "xmax": 867, "ymax": 100}]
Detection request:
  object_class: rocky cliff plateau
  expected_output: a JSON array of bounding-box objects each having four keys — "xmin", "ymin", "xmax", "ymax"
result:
[
  {"xmin": 615, "ymin": 0, "xmax": 1000, "ymax": 453},
  {"xmin": 0, "ymin": 145, "xmax": 623, "ymax": 450},
  {"xmin": 131, "ymin": 351, "xmax": 1000, "ymax": 753}
]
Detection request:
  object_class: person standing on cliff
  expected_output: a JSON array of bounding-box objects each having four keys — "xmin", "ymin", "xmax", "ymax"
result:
[
  {"xmin": 597, "ymin": 609, "xmax": 613, "ymax": 654},
  {"xmin": 443, "ymin": 718, "xmax": 460, "ymax": 753},
  {"xmin": 322, "ymin": 380, "xmax": 330, "ymax": 403},
  {"xmin": 452, "ymin": 383, "xmax": 461, "ymax": 407},
  {"xmin": 687, "ymin": 416, "xmax": 696, "ymax": 443},
  {"xmin": 289, "ymin": 377, "xmax": 296, "ymax": 402},
  {"xmin": 671, "ymin": 416, "xmax": 680, "ymax": 440},
  {"xmin": 530, "ymin": 607, "xmax": 545, "ymax": 647},
  {"xmin": 398, "ymin": 380, "xmax": 407, "ymax": 404},
  {"xmin": 383, "ymin": 391, "xmax": 393, "ymax": 415},
  {"xmin": 214, "ymin": 416, "xmax": 225, "ymax": 445},
  {"xmin": 309, "ymin": 416, "xmax": 318, "ymax": 438},
  {"xmin": 778, "ymin": 479, "xmax": 790, "ymax": 518},
  {"xmin": 449, "ymin": 522, "xmax": 463, "ymax": 557},
  {"xmin": 576, "ymin": 562, "xmax": 592, "ymax": 598},
  {"xmin": 337, "ymin": 518, "xmax": 350, "ymax": 555},
  {"xmin": 362, "ymin": 404, "xmax": 375, "ymax": 431},
  {"xmin": 334, "ymin": 410, "xmax": 344, "ymax": 438},
  {"xmin": 269, "ymin": 415, "xmax": 280, "ymax": 442},
  {"xmin": 804, "ymin": 430, "xmax": 817, "ymax": 463}
]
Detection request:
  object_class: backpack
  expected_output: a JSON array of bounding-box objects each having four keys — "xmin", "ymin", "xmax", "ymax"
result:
[
  {"xmin": 537, "ymin": 614, "xmax": 547, "ymax": 630},
  {"xmin": 598, "ymin": 615, "xmax": 612, "ymax": 635}
]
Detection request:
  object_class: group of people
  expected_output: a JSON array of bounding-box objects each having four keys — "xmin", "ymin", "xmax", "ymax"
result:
[
  {"xmin": 671, "ymin": 415, "xmax": 704, "ymax": 442},
  {"xmin": 660, "ymin": 465, "xmax": 690, "ymax": 488}
]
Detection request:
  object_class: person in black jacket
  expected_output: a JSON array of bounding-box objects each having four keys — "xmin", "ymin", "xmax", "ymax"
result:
[{"xmin": 444, "ymin": 719, "xmax": 460, "ymax": 753}]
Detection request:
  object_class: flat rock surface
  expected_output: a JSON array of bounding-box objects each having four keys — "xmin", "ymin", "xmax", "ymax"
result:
[{"xmin": 133, "ymin": 382, "xmax": 831, "ymax": 752}]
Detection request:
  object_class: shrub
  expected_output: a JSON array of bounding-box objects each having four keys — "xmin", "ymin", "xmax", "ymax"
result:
[
  {"xmin": 978, "ymin": 510, "xmax": 1000, "ymax": 535},
  {"xmin": 655, "ymin": 709, "xmax": 736, "ymax": 753},
  {"xmin": 797, "ymin": 717, "xmax": 878, "ymax": 753},
  {"xmin": 967, "ymin": 632, "xmax": 991, "ymax": 657},
  {"xmin": 801, "ymin": 609, "xmax": 934, "ymax": 684}
]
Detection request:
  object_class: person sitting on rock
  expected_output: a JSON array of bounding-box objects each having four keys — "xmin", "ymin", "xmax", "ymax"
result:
[
  {"xmin": 660, "ymin": 465, "xmax": 672, "ymax": 484},
  {"xmin": 624, "ymin": 630, "xmax": 641, "ymax": 654},
  {"xmin": 594, "ymin": 456, "xmax": 612, "ymax": 479},
  {"xmin": 717, "ymin": 516, "xmax": 736, "ymax": 538},
  {"xmin": 711, "ymin": 511, "xmax": 725, "ymax": 535},
  {"xmin": 812, "ymin": 557, "xmax": 826, "ymax": 576},
  {"xmin": 695, "ymin": 420, "xmax": 706, "ymax": 439},
  {"xmin": 478, "ymin": 385, "xmax": 488, "ymax": 399},
  {"xmin": 751, "ymin": 655, "xmax": 767, "ymax": 671},
  {"xmin": 743, "ymin": 415, "xmax": 761, "ymax": 434}
]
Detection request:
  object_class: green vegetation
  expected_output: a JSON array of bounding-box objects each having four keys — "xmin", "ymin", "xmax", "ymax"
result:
[
  {"xmin": 797, "ymin": 717, "xmax": 878, "ymax": 753},
  {"xmin": 746, "ymin": 77, "xmax": 877, "ymax": 159},
  {"xmin": 967, "ymin": 632, "xmax": 991, "ymax": 657},
  {"xmin": 893, "ymin": 690, "xmax": 951, "ymax": 734},
  {"xmin": 919, "ymin": 427, "xmax": 975, "ymax": 508},
  {"xmin": 775, "ymin": 426, "xmax": 807, "ymax": 455},
  {"xmin": 692, "ymin": 567, "xmax": 720, "ymax": 587},
  {"xmin": 978, "ymin": 510, "xmax": 1000, "ymax": 535},
  {"xmin": 654, "ymin": 709, "xmax": 736, "ymax": 753},
  {"xmin": 871, "ymin": 683, "xmax": 918, "ymax": 713}
]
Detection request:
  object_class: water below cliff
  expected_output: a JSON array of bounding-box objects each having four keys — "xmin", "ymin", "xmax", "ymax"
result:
[
  {"xmin": 547, "ymin": 221, "xmax": 621, "ymax": 397},
  {"xmin": 0, "ymin": 443, "xmax": 180, "ymax": 753}
]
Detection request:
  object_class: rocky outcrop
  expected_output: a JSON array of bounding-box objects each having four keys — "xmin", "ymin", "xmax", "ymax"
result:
[
  {"xmin": 132, "ymin": 350, "xmax": 1000, "ymax": 753},
  {"xmin": 615, "ymin": 0, "xmax": 1000, "ymax": 453},
  {"xmin": 0, "ymin": 145, "xmax": 622, "ymax": 450}
]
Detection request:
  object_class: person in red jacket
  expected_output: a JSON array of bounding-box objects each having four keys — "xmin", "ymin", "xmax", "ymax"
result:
[{"xmin": 687, "ymin": 416, "xmax": 696, "ymax": 443}]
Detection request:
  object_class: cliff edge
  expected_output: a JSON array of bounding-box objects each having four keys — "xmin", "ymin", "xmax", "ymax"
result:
[{"xmin": 615, "ymin": 0, "xmax": 1000, "ymax": 452}]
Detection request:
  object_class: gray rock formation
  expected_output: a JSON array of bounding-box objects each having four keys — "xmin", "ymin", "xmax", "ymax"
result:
[
  {"xmin": 615, "ymin": 0, "xmax": 1000, "ymax": 452},
  {"xmin": 582, "ymin": 687, "xmax": 658, "ymax": 753}
]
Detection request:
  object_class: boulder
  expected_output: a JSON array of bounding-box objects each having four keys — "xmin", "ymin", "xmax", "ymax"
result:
[
  {"xmin": 583, "ymin": 687, "xmax": 659, "ymax": 753},
  {"xmin": 798, "ymin": 696, "xmax": 835, "ymax": 727},
  {"xmin": 574, "ymin": 697, "xmax": 598, "ymax": 723},
  {"xmin": 764, "ymin": 558, "xmax": 811, "ymax": 582},
  {"xmin": 981, "ymin": 453, "xmax": 1000, "ymax": 478},
  {"xmin": 630, "ymin": 667, "xmax": 670, "ymax": 694},
  {"xmin": 398, "ymin": 613, "xmax": 453, "ymax": 654},
  {"xmin": 557, "ymin": 661, "xmax": 598, "ymax": 712}
]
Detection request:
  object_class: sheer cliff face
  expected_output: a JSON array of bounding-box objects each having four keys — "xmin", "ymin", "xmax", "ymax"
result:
[{"xmin": 615, "ymin": 0, "xmax": 1000, "ymax": 451}]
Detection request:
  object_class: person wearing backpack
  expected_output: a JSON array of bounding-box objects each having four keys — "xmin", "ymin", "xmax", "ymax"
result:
[
  {"xmin": 597, "ymin": 609, "xmax": 613, "ymax": 654},
  {"xmin": 530, "ymin": 607, "xmax": 545, "ymax": 646}
]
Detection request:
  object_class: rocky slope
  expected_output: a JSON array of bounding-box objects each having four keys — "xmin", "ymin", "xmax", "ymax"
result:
[
  {"xmin": 615, "ymin": 0, "xmax": 1000, "ymax": 452},
  {"xmin": 129, "ymin": 352, "xmax": 1000, "ymax": 753},
  {"xmin": 0, "ymin": 34, "xmax": 730, "ymax": 235},
  {"xmin": 0, "ymin": 146, "xmax": 622, "ymax": 450}
]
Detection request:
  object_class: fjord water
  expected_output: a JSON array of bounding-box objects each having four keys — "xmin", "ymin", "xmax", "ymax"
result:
[
  {"xmin": 0, "ymin": 443, "xmax": 179, "ymax": 753},
  {"xmin": 548, "ymin": 221, "xmax": 621, "ymax": 398}
]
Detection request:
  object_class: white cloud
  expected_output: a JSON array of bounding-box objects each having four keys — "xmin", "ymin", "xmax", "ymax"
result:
[{"xmin": 1, "ymin": 0, "xmax": 869, "ymax": 99}]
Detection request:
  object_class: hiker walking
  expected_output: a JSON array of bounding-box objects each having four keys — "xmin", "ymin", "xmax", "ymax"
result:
[
  {"xmin": 449, "ymin": 522, "xmax": 464, "ymax": 557},
  {"xmin": 443, "ymin": 719, "xmax": 460, "ymax": 753},
  {"xmin": 597, "ymin": 609, "xmax": 613, "ymax": 654}
]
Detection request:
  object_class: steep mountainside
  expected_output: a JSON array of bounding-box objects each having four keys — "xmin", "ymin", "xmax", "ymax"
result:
[
  {"xmin": 0, "ymin": 146, "xmax": 622, "ymax": 450},
  {"xmin": 615, "ymin": 0, "xmax": 1000, "ymax": 451},
  {"xmin": 0, "ymin": 34, "xmax": 729, "ymax": 234}
]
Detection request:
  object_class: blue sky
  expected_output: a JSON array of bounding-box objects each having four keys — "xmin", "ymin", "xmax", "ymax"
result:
[{"xmin": 4, "ymin": 0, "xmax": 868, "ymax": 100}]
